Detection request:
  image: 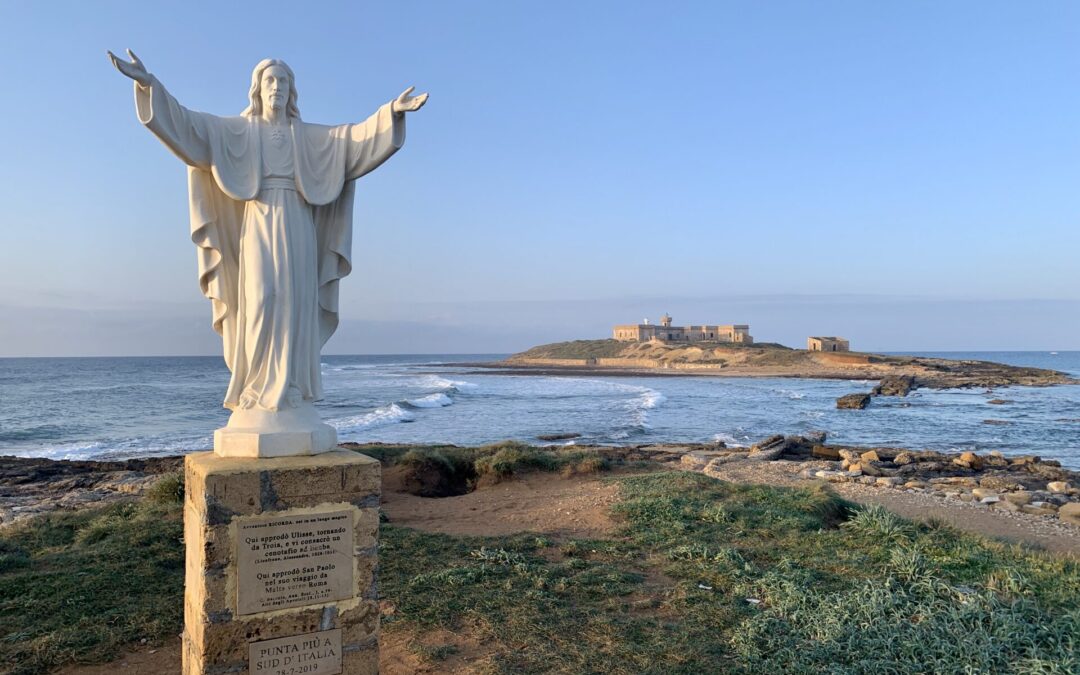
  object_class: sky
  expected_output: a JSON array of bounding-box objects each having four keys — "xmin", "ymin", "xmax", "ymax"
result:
[{"xmin": 1, "ymin": 1, "xmax": 1078, "ymax": 355}]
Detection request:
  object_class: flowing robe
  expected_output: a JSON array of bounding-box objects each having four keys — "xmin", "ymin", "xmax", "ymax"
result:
[{"xmin": 134, "ymin": 77, "xmax": 405, "ymax": 411}]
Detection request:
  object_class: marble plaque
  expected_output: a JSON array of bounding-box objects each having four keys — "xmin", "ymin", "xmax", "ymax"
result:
[
  {"xmin": 249, "ymin": 628, "xmax": 342, "ymax": 675},
  {"xmin": 236, "ymin": 509, "xmax": 355, "ymax": 615}
]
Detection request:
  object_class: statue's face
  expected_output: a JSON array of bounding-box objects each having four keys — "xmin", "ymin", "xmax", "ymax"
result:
[{"xmin": 260, "ymin": 64, "xmax": 290, "ymax": 113}]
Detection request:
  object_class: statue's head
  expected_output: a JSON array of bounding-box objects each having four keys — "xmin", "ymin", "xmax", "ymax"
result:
[{"xmin": 242, "ymin": 59, "xmax": 300, "ymax": 119}]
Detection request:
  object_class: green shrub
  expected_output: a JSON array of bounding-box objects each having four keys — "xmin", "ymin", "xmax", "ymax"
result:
[{"xmin": 144, "ymin": 472, "xmax": 185, "ymax": 505}]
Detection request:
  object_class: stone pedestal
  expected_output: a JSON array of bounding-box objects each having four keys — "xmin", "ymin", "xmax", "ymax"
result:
[{"xmin": 183, "ymin": 450, "xmax": 380, "ymax": 675}]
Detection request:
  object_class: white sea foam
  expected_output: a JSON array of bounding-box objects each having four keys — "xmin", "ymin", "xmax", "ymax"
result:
[
  {"xmin": 711, "ymin": 432, "xmax": 747, "ymax": 447},
  {"xmin": 407, "ymin": 393, "xmax": 454, "ymax": 408},
  {"xmin": 331, "ymin": 404, "xmax": 415, "ymax": 434},
  {"xmin": 420, "ymin": 375, "xmax": 478, "ymax": 391}
]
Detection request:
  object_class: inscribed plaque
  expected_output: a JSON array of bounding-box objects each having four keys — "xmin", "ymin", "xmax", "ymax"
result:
[
  {"xmin": 236, "ymin": 509, "xmax": 355, "ymax": 615},
  {"xmin": 249, "ymin": 628, "xmax": 343, "ymax": 675}
]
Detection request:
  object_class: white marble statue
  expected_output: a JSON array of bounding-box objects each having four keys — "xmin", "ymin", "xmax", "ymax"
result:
[{"xmin": 109, "ymin": 50, "xmax": 427, "ymax": 457}]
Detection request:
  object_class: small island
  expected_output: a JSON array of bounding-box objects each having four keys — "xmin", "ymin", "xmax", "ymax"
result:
[{"xmin": 492, "ymin": 339, "xmax": 1075, "ymax": 389}]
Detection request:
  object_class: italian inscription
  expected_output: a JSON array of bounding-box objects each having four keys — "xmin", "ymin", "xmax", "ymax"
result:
[
  {"xmin": 249, "ymin": 628, "xmax": 342, "ymax": 675},
  {"xmin": 236, "ymin": 509, "xmax": 355, "ymax": 615}
]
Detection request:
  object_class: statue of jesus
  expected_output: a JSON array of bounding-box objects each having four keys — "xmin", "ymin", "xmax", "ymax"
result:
[{"xmin": 108, "ymin": 49, "xmax": 427, "ymax": 457}]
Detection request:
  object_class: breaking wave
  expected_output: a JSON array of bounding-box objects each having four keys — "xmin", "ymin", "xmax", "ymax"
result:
[
  {"xmin": 331, "ymin": 404, "xmax": 415, "ymax": 434},
  {"xmin": 406, "ymin": 393, "xmax": 454, "ymax": 408}
]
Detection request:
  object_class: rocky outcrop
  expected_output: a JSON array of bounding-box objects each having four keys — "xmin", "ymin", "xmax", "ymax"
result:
[
  {"xmin": 837, "ymin": 393, "xmax": 871, "ymax": 409},
  {"xmin": 873, "ymin": 375, "xmax": 915, "ymax": 397},
  {"xmin": 0, "ymin": 455, "xmax": 183, "ymax": 525}
]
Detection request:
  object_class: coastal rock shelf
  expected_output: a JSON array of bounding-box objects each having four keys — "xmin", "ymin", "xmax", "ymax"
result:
[
  {"xmin": 677, "ymin": 435, "xmax": 1080, "ymax": 529},
  {"xmin": 499, "ymin": 340, "xmax": 1077, "ymax": 389}
]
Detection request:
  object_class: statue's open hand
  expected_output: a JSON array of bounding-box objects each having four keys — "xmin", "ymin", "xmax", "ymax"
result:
[
  {"xmin": 108, "ymin": 49, "xmax": 151, "ymax": 87},
  {"xmin": 391, "ymin": 86, "xmax": 428, "ymax": 115}
]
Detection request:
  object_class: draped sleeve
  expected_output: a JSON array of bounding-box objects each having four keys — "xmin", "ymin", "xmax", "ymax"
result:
[{"xmin": 344, "ymin": 102, "xmax": 406, "ymax": 181}]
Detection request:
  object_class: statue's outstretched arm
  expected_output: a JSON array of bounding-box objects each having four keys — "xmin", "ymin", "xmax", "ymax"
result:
[
  {"xmin": 107, "ymin": 49, "xmax": 151, "ymax": 87},
  {"xmin": 109, "ymin": 48, "xmax": 213, "ymax": 169}
]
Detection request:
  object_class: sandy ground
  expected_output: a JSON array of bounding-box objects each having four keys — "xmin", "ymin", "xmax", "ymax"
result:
[{"xmin": 54, "ymin": 463, "xmax": 1080, "ymax": 674}]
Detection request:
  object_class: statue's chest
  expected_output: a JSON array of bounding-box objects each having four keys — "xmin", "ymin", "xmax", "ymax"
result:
[{"xmin": 260, "ymin": 125, "xmax": 295, "ymax": 177}]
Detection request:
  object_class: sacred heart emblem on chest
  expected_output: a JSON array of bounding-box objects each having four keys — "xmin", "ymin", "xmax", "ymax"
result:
[{"xmin": 269, "ymin": 127, "xmax": 287, "ymax": 148}]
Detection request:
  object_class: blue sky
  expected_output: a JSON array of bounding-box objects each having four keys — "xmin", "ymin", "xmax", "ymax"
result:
[{"xmin": 1, "ymin": 1, "xmax": 1078, "ymax": 355}]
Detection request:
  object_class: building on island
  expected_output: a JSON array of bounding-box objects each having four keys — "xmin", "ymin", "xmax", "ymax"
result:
[
  {"xmin": 613, "ymin": 314, "xmax": 753, "ymax": 344},
  {"xmin": 807, "ymin": 336, "xmax": 850, "ymax": 352}
]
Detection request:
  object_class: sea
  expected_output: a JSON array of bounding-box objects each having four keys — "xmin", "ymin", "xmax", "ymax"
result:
[{"xmin": 1, "ymin": 352, "xmax": 1079, "ymax": 469}]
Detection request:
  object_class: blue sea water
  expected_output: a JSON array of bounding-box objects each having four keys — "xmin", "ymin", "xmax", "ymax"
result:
[{"xmin": 1, "ymin": 352, "xmax": 1079, "ymax": 468}]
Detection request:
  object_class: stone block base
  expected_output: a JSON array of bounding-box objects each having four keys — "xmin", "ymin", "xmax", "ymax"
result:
[{"xmin": 183, "ymin": 450, "xmax": 380, "ymax": 675}]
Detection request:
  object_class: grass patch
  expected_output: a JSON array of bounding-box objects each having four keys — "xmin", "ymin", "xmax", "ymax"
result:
[
  {"xmin": 356, "ymin": 441, "xmax": 617, "ymax": 495},
  {"xmin": 0, "ymin": 499, "xmax": 183, "ymax": 675},
  {"xmin": 382, "ymin": 471, "xmax": 1080, "ymax": 673},
  {"xmin": 510, "ymin": 339, "xmax": 629, "ymax": 360}
]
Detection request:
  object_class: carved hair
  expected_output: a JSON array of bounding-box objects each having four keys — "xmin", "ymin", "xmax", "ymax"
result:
[{"xmin": 242, "ymin": 59, "xmax": 301, "ymax": 118}]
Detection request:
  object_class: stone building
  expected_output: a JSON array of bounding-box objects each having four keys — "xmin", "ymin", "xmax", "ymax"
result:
[
  {"xmin": 613, "ymin": 314, "xmax": 753, "ymax": 344},
  {"xmin": 807, "ymin": 336, "xmax": 850, "ymax": 352}
]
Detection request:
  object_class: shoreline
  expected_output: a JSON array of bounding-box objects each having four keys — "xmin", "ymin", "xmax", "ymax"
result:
[
  {"xmin": 4, "ymin": 440, "xmax": 1079, "ymax": 553},
  {"xmin": 453, "ymin": 360, "xmax": 1080, "ymax": 385}
]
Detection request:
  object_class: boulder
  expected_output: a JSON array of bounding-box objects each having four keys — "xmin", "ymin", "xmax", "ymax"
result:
[
  {"xmin": 1058, "ymin": 502, "xmax": 1080, "ymax": 526},
  {"xmin": 838, "ymin": 449, "xmax": 862, "ymax": 462},
  {"xmin": 806, "ymin": 430, "xmax": 828, "ymax": 445},
  {"xmin": 872, "ymin": 375, "xmax": 915, "ymax": 397},
  {"xmin": 859, "ymin": 463, "xmax": 883, "ymax": 477},
  {"xmin": 953, "ymin": 451, "xmax": 984, "ymax": 470},
  {"xmin": 1047, "ymin": 481, "xmax": 1072, "ymax": 494},
  {"xmin": 747, "ymin": 435, "xmax": 786, "ymax": 461},
  {"xmin": 860, "ymin": 450, "xmax": 881, "ymax": 463},
  {"xmin": 978, "ymin": 476, "xmax": 1022, "ymax": 492},
  {"xmin": 972, "ymin": 488, "xmax": 999, "ymax": 501},
  {"xmin": 893, "ymin": 452, "xmax": 915, "ymax": 466},
  {"xmin": 993, "ymin": 499, "xmax": 1019, "ymax": 511},
  {"xmin": 876, "ymin": 477, "xmax": 903, "ymax": 487},
  {"xmin": 837, "ymin": 393, "xmax": 871, "ymax": 410},
  {"xmin": 812, "ymin": 445, "xmax": 841, "ymax": 460},
  {"xmin": 1003, "ymin": 491, "xmax": 1033, "ymax": 506},
  {"xmin": 1021, "ymin": 504, "xmax": 1058, "ymax": 517}
]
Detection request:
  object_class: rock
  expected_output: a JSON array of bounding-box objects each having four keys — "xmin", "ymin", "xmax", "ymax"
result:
[
  {"xmin": 972, "ymin": 488, "xmax": 999, "ymax": 501},
  {"xmin": 838, "ymin": 449, "xmax": 862, "ymax": 462},
  {"xmin": 980, "ymin": 496, "xmax": 1001, "ymax": 505},
  {"xmin": 993, "ymin": 499, "xmax": 1019, "ymax": 511},
  {"xmin": 904, "ymin": 481, "xmax": 928, "ymax": 490},
  {"xmin": 847, "ymin": 465, "xmax": 864, "ymax": 476},
  {"xmin": 876, "ymin": 477, "xmax": 903, "ymax": 487},
  {"xmin": 1031, "ymin": 501, "xmax": 1059, "ymax": 512},
  {"xmin": 837, "ymin": 393, "xmax": 871, "ymax": 410},
  {"xmin": 1021, "ymin": 504, "xmax": 1058, "ymax": 516},
  {"xmin": 860, "ymin": 450, "xmax": 881, "ymax": 463},
  {"xmin": 984, "ymin": 454, "xmax": 1010, "ymax": 468},
  {"xmin": 1004, "ymin": 491, "xmax": 1033, "ymax": 506},
  {"xmin": 806, "ymin": 431, "xmax": 828, "ymax": 445},
  {"xmin": 859, "ymin": 476, "xmax": 877, "ymax": 485},
  {"xmin": 987, "ymin": 399, "xmax": 1013, "ymax": 405},
  {"xmin": 859, "ymin": 463, "xmax": 883, "ymax": 477},
  {"xmin": 978, "ymin": 476, "xmax": 1022, "ymax": 492},
  {"xmin": 1047, "ymin": 481, "xmax": 1072, "ymax": 493},
  {"xmin": 1058, "ymin": 503, "xmax": 1080, "ymax": 526},
  {"xmin": 896, "ymin": 464, "xmax": 920, "ymax": 476},
  {"xmin": 536, "ymin": 432, "xmax": 581, "ymax": 441},
  {"xmin": 959, "ymin": 492, "xmax": 975, "ymax": 502},
  {"xmin": 872, "ymin": 375, "xmax": 915, "ymax": 397},
  {"xmin": 1010, "ymin": 455, "xmax": 1041, "ymax": 466},
  {"xmin": 812, "ymin": 445, "xmax": 841, "ymax": 460},
  {"xmin": 747, "ymin": 435, "xmax": 787, "ymax": 461},
  {"xmin": 680, "ymin": 453, "xmax": 711, "ymax": 470},
  {"xmin": 893, "ymin": 452, "xmax": 915, "ymax": 466},
  {"xmin": 953, "ymin": 451, "xmax": 984, "ymax": 470}
]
